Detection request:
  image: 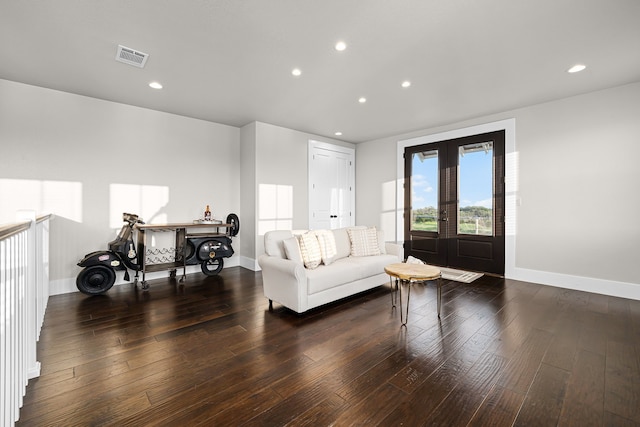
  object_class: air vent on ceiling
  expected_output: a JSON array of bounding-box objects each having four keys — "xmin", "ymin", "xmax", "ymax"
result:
[{"xmin": 115, "ymin": 45, "xmax": 149, "ymax": 68}]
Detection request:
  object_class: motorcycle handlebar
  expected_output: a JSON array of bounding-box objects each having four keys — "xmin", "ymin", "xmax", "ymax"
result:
[{"xmin": 122, "ymin": 212, "xmax": 144, "ymax": 225}]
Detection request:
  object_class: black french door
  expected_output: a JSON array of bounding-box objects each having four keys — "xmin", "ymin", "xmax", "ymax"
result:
[{"xmin": 403, "ymin": 130, "xmax": 505, "ymax": 275}]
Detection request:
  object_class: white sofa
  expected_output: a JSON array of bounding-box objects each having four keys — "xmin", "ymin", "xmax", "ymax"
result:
[{"xmin": 258, "ymin": 227, "xmax": 402, "ymax": 313}]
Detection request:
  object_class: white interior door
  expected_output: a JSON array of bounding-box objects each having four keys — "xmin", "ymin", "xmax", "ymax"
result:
[{"xmin": 309, "ymin": 141, "xmax": 355, "ymax": 230}]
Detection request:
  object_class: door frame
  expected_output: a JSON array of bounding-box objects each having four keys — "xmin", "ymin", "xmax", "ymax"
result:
[
  {"xmin": 397, "ymin": 119, "xmax": 516, "ymax": 277},
  {"xmin": 403, "ymin": 131, "xmax": 505, "ymax": 274}
]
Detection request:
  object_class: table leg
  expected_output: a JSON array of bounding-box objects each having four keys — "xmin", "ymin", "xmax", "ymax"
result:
[
  {"xmin": 437, "ymin": 277, "xmax": 442, "ymax": 317},
  {"xmin": 399, "ymin": 280, "xmax": 411, "ymax": 327},
  {"xmin": 390, "ymin": 277, "xmax": 399, "ymax": 308}
]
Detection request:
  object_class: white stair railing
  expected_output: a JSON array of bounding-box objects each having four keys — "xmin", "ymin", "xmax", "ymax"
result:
[{"xmin": 0, "ymin": 212, "xmax": 50, "ymax": 427}]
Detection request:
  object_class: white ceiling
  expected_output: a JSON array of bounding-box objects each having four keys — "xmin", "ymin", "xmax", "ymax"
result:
[{"xmin": 1, "ymin": 0, "xmax": 639, "ymax": 143}]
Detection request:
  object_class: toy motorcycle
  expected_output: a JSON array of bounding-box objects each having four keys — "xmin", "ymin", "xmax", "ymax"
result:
[
  {"xmin": 76, "ymin": 212, "xmax": 144, "ymax": 295},
  {"xmin": 76, "ymin": 212, "xmax": 240, "ymax": 295}
]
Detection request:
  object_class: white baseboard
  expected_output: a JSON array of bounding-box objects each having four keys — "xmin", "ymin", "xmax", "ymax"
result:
[
  {"xmin": 27, "ymin": 361, "xmax": 41, "ymax": 380},
  {"xmin": 240, "ymin": 256, "xmax": 260, "ymax": 271},
  {"xmin": 50, "ymin": 277, "xmax": 78, "ymax": 295},
  {"xmin": 509, "ymin": 267, "xmax": 640, "ymax": 301}
]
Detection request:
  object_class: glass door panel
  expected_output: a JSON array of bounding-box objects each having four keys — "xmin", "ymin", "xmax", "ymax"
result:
[
  {"xmin": 411, "ymin": 150, "xmax": 439, "ymax": 233},
  {"xmin": 458, "ymin": 141, "xmax": 494, "ymax": 236}
]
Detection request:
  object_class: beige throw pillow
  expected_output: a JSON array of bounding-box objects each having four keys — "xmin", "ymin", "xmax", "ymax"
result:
[
  {"xmin": 314, "ymin": 229, "xmax": 337, "ymax": 265},
  {"xmin": 297, "ymin": 232, "xmax": 322, "ymax": 269},
  {"xmin": 347, "ymin": 227, "xmax": 381, "ymax": 257}
]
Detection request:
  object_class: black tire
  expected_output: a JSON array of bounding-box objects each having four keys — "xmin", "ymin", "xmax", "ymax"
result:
[
  {"xmin": 76, "ymin": 265, "xmax": 116, "ymax": 295},
  {"xmin": 185, "ymin": 240, "xmax": 196, "ymax": 261},
  {"xmin": 201, "ymin": 258, "xmax": 223, "ymax": 276},
  {"xmin": 226, "ymin": 213, "xmax": 240, "ymax": 237}
]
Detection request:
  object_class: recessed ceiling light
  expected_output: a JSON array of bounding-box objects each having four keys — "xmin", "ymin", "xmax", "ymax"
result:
[
  {"xmin": 567, "ymin": 64, "xmax": 586, "ymax": 73},
  {"xmin": 334, "ymin": 131, "xmax": 343, "ymax": 136},
  {"xmin": 358, "ymin": 97, "xmax": 367, "ymax": 103},
  {"xmin": 291, "ymin": 68, "xmax": 302, "ymax": 77},
  {"xmin": 335, "ymin": 41, "xmax": 347, "ymax": 51},
  {"xmin": 149, "ymin": 81, "xmax": 163, "ymax": 89},
  {"xmin": 401, "ymin": 80, "xmax": 411, "ymax": 88}
]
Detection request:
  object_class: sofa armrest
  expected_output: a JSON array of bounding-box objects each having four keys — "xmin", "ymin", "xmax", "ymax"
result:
[
  {"xmin": 258, "ymin": 254, "xmax": 308, "ymax": 312},
  {"xmin": 258, "ymin": 254, "xmax": 306, "ymax": 281},
  {"xmin": 385, "ymin": 242, "xmax": 403, "ymax": 261}
]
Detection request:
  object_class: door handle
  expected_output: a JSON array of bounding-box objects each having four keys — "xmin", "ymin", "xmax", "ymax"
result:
[{"xmin": 330, "ymin": 215, "xmax": 338, "ymax": 218}]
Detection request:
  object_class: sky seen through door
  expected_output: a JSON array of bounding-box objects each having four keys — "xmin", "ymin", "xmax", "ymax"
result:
[{"xmin": 412, "ymin": 149, "xmax": 493, "ymax": 210}]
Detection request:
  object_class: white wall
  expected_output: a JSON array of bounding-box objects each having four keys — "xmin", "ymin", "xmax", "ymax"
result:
[
  {"xmin": 0, "ymin": 79, "xmax": 241, "ymax": 294},
  {"xmin": 5, "ymin": 77, "xmax": 637, "ymax": 298},
  {"xmin": 247, "ymin": 121, "xmax": 354, "ymax": 263},
  {"xmin": 356, "ymin": 82, "xmax": 640, "ymax": 299}
]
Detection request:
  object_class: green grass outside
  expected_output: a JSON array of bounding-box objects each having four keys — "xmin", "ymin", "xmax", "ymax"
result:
[{"xmin": 412, "ymin": 217, "xmax": 492, "ymax": 235}]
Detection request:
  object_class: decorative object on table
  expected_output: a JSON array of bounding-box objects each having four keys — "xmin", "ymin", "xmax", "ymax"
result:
[{"xmin": 204, "ymin": 204, "xmax": 212, "ymax": 221}]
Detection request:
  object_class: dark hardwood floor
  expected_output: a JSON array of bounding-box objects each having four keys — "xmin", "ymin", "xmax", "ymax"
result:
[{"xmin": 16, "ymin": 267, "xmax": 640, "ymax": 426}]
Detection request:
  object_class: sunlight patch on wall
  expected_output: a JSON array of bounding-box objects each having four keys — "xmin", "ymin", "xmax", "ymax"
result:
[
  {"xmin": 0, "ymin": 178, "xmax": 82, "ymax": 224},
  {"xmin": 505, "ymin": 151, "xmax": 519, "ymax": 237},
  {"xmin": 258, "ymin": 183, "xmax": 293, "ymax": 235},
  {"xmin": 109, "ymin": 183, "xmax": 169, "ymax": 228},
  {"xmin": 381, "ymin": 180, "xmax": 397, "ymax": 241}
]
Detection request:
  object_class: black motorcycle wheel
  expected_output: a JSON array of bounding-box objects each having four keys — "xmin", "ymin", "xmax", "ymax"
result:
[
  {"xmin": 184, "ymin": 240, "xmax": 196, "ymax": 262},
  {"xmin": 76, "ymin": 265, "xmax": 116, "ymax": 295},
  {"xmin": 226, "ymin": 213, "xmax": 240, "ymax": 237},
  {"xmin": 201, "ymin": 258, "xmax": 223, "ymax": 276}
]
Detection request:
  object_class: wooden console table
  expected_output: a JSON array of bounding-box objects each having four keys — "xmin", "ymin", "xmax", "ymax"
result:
[{"xmin": 135, "ymin": 222, "xmax": 232, "ymax": 288}]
